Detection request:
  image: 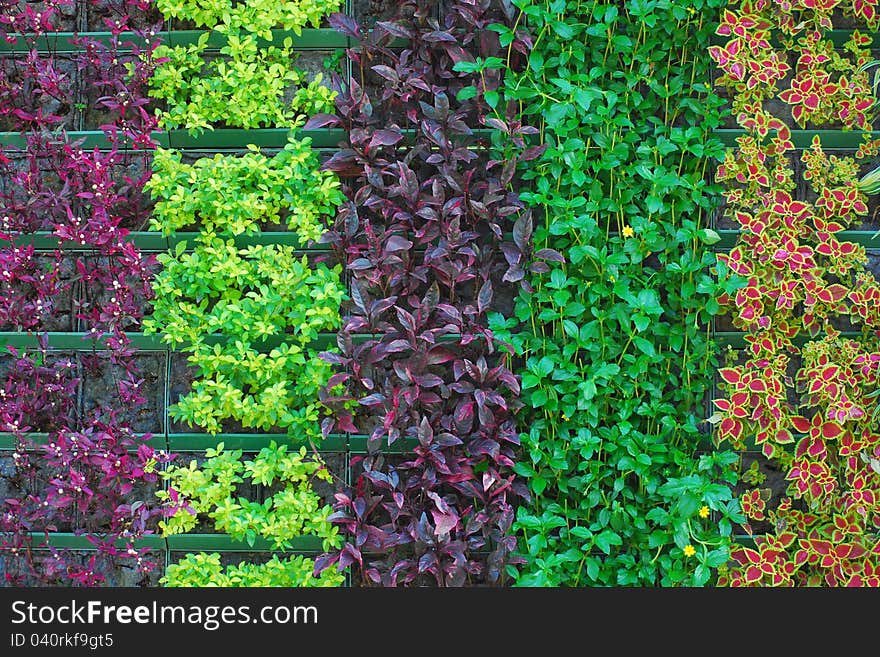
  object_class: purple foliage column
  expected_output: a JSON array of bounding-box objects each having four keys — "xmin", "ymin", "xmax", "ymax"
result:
[
  {"xmin": 0, "ymin": 0, "xmax": 170, "ymax": 585},
  {"xmin": 313, "ymin": 0, "xmax": 529, "ymax": 586}
]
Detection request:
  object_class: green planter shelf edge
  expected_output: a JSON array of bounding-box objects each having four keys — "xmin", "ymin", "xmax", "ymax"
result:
[
  {"xmin": 13, "ymin": 231, "xmax": 327, "ymax": 252},
  {"xmin": 15, "ymin": 532, "xmax": 324, "ymax": 553},
  {"xmin": 0, "ymin": 432, "xmax": 417, "ymax": 454},
  {"xmin": 1, "ymin": 27, "xmax": 874, "ymax": 53},
  {"xmin": 0, "ymin": 28, "xmax": 410, "ymax": 53},
  {"xmin": 0, "ymin": 128, "xmax": 349, "ymax": 150},
  {"xmin": 0, "ymin": 29, "xmax": 350, "ymax": 53},
  {"xmin": 13, "ymin": 531, "xmax": 755, "ymax": 553},
  {"xmin": 10, "ymin": 228, "xmax": 880, "ymax": 253},
  {"xmin": 0, "ymin": 331, "xmax": 460, "ymax": 351},
  {"xmin": 0, "ymin": 128, "xmax": 873, "ymax": 151}
]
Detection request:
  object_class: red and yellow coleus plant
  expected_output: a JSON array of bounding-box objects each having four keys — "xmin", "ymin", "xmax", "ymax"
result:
[{"xmin": 709, "ymin": 0, "xmax": 880, "ymax": 586}]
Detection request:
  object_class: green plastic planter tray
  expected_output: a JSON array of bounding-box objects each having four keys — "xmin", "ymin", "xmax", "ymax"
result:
[
  {"xmin": 0, "ymin": 29, "xmax": 350, "ymax": 53},
  {"xmin": 715, "ymin": 330, "xmax": 865, "ymax": 349},
  {"xmin": 0, "ymin": 127, "xmax": 492, "ymax": 151},
  {"xmin": 716, "ymin": 229, "xmax": 880, "ymax": 250},
  {"xmin": 0, "ymin": 128, "xmax": 347, "ymax": 151},
  {"xmin": 21, "ymin": 532, "xmax": 323, "ymax": 553},
  {"xmin": 0, "ymin": 27, "xmax": 409, "ymax": 54},
  {"xmin": 13, "ymin": 228, "xmax": 880, "ymax": 254},
  {"xmin": 708, "ymin": 28, "xmax": 880, "ymax": 48},
  {"xmin": 18, "ymin": 531, "xmax": 757, "ymax": 553},
  {"xmin": 0, "ymin": 331, "xmax": 461, "ymax": 352},
  {"xmin": 0, "ymin": 432, "xmax": 403, "ymax": 453},
  {"xmin": 4, "ymin": 26, "xmax": 870, "ymax": 53}
]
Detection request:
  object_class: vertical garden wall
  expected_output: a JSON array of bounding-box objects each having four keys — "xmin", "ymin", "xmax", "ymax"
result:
[{"xmin": 0, "ymin": 0, "xmax": 878, "ymax": 588}]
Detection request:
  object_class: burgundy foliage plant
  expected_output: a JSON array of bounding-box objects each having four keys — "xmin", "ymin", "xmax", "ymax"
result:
[{"xmin": 313, "ymin": 0, "xmax": 532, "ymax": 586}]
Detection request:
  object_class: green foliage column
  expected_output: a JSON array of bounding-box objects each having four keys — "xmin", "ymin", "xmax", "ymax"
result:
[
  {"xmin": 143, "ymin": 0, "xmax": 347, "ymax": 586},
  {"xmin": 489, "ymin": 0, "xmax": 743, "ymax": 585}
]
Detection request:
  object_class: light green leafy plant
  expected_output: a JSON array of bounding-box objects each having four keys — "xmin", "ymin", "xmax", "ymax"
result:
[
  {"xmin": 150, "ymin": 33, "xmax": 336, "ymax": 133},
  {"xmin": 158, "ymin": 442, "xmax": 344, "ymax": 587},
  {"xmin": 162, "ymin": 552, "xmax": 342, "ymax": 587},
  {"xmin": 150, "ymin": 0, "xmax": 349, "ymax": 588},
  {"xmin": 156, "ymin": 0, "xmax": 343, "ymax": 39},
  {"xmin": 146, "ymin": 134, "xmax": 344, "ymax": 239}
]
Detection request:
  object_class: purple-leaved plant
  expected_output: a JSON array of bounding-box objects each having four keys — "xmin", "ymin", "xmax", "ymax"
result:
[
  {"xmin": 0, "ymin": 7, "xmax": 171, "ymax": 586},
  {"xmin": 313, "ymin": 0, "xmax": 531, "ymax": 587}
]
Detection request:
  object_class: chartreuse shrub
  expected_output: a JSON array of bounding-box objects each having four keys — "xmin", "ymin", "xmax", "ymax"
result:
[
  {"xmin": 158, "ymin": 442, "xmax": 343, "ymax": 587},
  {"xmin": 148, "ymin": 0, "xmax": 347, "ymax": 586},
  {"xmin": 709, "ymin": 1, "xmax": 880, "ymax": 587},
  {"xmin": 150, "ymin": 1, "xmax": 340, "ymax": 134},
  {"xmin": 487, "ymin": 0, "xmax": 744, "ymax": 586},
  {"xmin": 156, "ymin": 0, "xmax": 340, "ymax": 38}
]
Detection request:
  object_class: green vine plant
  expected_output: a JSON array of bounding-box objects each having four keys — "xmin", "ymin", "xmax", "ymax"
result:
[
  {"xmin": 158, "ymin": 442, "xmax": 344, "ymax": 586},
  {"xmin": 487, "ymin": 0, "xmax": 743, "ymax": 586}
]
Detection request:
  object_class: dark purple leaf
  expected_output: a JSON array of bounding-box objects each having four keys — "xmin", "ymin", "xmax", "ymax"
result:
[
  {"xmin": 426, "ymin": 346, "xmax": 456, "ymax": 365},
  {"xmin": 424, "ymin": 30, "xmax": 457, "ymax": 43},
  {"xmin": 513, "ymin": 211, "xmax": 533, "ymax": 251},
  {"xmin": 303, "ymin": 113, "xmax": 340, "ymax": 130},
  {"xmin": 376, "ymin": 21, "xmax": 413, "ymax": 39},
  {"xmin": 535, "ymin": 248, "xmax": 565, "ymax": 263},
  {"xmin": 384, "ymin": 339, "xmax": 411, "ymax": 353},
  {"xmin": 313, "ymin": 552, "xmax": 339, "ymax": 576},
  {"xmin": 349, "ymin": 258, "xmax": 374, "ymax": 271},
  {"xmin": 384, "ymin": 235, "xmax": 413, "ymax": 252},
  {"xmin": 484, "ymin": 117, "xmax": 508, "ymax": 132},
  {"xmin": 477, "ymin": 280, "xmax": 493, "ymax": 313},
  {"xmin": 371, "ymin": 65, "xmax": 399, "ymax": 83},
  {"xmin": 349, "ymin": 281, "xmax": 367, "ymax": 312},
  {"xmin": 521, "ymin": 144, "xmax": 548, "ymax": 161},
  {"xmin": 370, "ymin": 129, "xmax": 404, "ymax": 149}
]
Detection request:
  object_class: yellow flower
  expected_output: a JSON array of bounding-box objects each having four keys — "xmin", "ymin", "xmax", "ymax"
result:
[
  {"xmin": 699, "ymin": 505, "xmax": 710, "ymax": 519},
  {"xmin": 622, "ymin": 225, "xmax": 634, "ymax": 238},
  {"xmin": 686, "ymin": 6, "xmax": 697, "ymax": 14},
  {"xmin": 683, "ymin": 544, "xmax": 696, "ymax": 558}
]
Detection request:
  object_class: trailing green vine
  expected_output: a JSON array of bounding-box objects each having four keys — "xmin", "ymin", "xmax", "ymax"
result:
[{"xmin": 488, "ymin": 0, "xmax": 743, "ymax": 586}]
